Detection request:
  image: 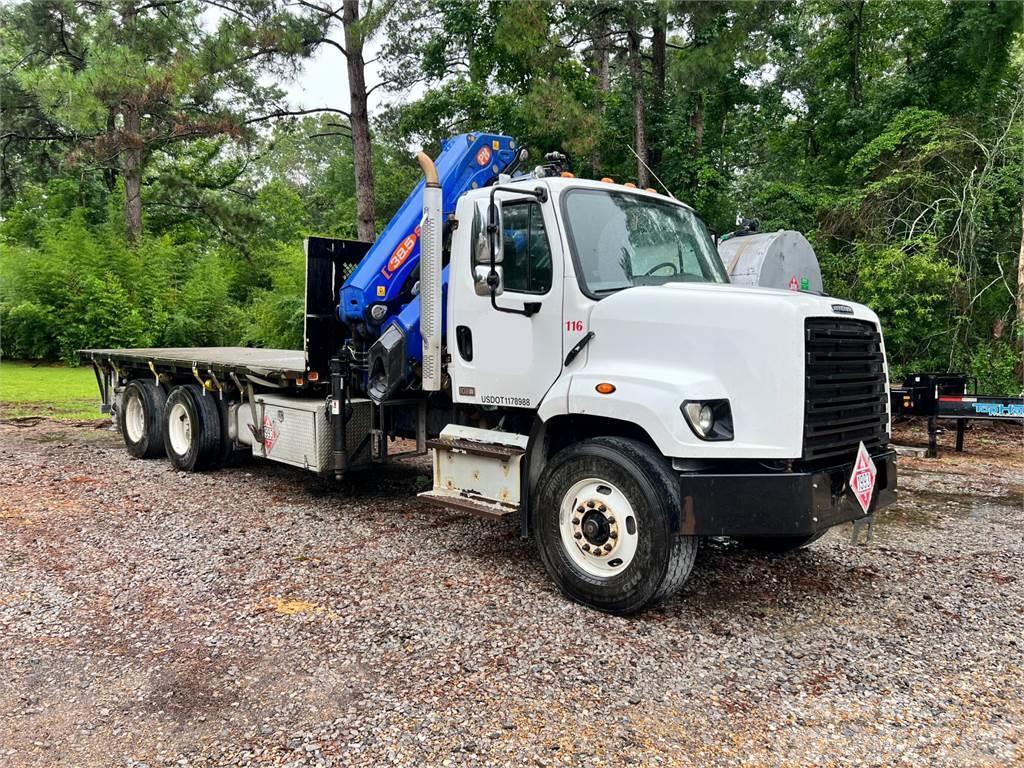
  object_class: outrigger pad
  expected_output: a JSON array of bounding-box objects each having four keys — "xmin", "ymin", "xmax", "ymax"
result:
[{"xmin": 366, "ymin": 324, "xmax": 407, "ymax": 403}]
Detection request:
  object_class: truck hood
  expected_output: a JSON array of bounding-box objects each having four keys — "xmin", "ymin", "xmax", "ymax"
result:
[{"xmin": 563, "ymin": 282, "xmax": 886, "ymax": 460}]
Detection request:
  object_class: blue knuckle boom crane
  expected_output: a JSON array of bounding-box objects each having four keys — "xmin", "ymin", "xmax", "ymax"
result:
[{"xmin": 338, "ymin": 133, "xmax": 522, "ymax": 400}]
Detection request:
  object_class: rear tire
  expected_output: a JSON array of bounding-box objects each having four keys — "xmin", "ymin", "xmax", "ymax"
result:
[
  {"xmin": 737, "ymin": 531, "xmax": 825, "ymax": 553},
  {"xmin": 534, "ymin": 437, "xmax": 698, "ymax": 615},
  {"xmin": 163, "ymin": 384, "xmax": 222, "ymax": 472},
  {"xmin": 119, "ymin": 380, "xmax": 167, "ymax": 459}
]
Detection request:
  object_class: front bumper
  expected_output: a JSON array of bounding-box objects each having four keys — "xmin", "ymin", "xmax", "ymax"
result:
[{"xmin": 677, "ymin": 450, "xmax": 897, "ymax": 537}]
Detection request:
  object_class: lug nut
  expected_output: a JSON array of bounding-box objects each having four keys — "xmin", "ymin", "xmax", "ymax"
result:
[
  {"xmin": 604, "ymin": 543, "xmax": 613, "ymax": 552},
  {"xmin": 572, "ymin": 517, "xmax": 580, "ymax": 525},
  {"xmin": 577, "ymin": 506, "xmax": 585, "ymax": 514},
  {"xmin": 582, "ymin": 544, "xmax": 591, "ymax": 552},
  {"xmin": 598, "ymin": 504, "xmax": 606, "ymax": 512},
  {"xmin": 574, "ymin": 532, "xmax": 582, "ymax": 540},
  {"xmin": 609, "ymin": 531, "xmax": 618, "ymax": 539},
  {"xmin": 587, "ymin": 501, "xmax": 596, "ymax": 508}
]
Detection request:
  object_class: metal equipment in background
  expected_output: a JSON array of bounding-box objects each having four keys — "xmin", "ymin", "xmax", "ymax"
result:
[
  {"xmin": 890, "ymin": 373, "xmax": 1024, "ymax": 457},
  {"xmin": 718, "ymin": 225, "xmax": 823, "ymax": 293}
]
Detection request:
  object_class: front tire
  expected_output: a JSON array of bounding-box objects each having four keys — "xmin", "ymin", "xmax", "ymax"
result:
[
  {"xmin": 534, "ymin": 437, "xmax": 698, "ymax": 615},
  {"xmin": 163, "ymin": 384, "xmax": 222, "ymax": 472},
  {"xmin": 119, "ymin": 380, "xmax": 167, "ymax": 459}
]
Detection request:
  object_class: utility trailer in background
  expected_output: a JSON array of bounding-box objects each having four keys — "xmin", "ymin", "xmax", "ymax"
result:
[
  {"xmin": 889, "ymin": 373, "xmax": 1024, "ymax": 457},
  {"xmin": 82, "ymin": 131, "xmax": 898, "ymax": 615}
]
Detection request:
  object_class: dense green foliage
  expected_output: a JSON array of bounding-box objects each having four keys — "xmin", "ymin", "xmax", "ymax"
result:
[{"xmin": 2, "ymin": 0, "xmax": 1022, "ymax": 393}]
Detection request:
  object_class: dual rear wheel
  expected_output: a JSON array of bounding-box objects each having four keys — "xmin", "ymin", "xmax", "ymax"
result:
[
  {"xmin": 119, "ymin": 381, "xmax": 234, "ymax": 471},
  {"xmin": 163, "ymin": 384, "xmax": 224, "ymax": 471},
  {"xmin": 120, "ymin": 381, "xmax": 167, "ymax": 459}
]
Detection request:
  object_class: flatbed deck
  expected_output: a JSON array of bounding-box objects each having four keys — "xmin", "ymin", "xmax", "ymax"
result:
[{"xmin": 80, "ymin": 347, "xmax": 307, "ymax": 382}]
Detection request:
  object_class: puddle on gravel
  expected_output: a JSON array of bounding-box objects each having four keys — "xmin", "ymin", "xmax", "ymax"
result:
[{"xmin": 873, "ymin": 485, "xmax": 1024, "ymax": 540}]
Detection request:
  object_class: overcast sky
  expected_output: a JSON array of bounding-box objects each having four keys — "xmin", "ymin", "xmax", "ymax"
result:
[
  {"xmin": 282, "ymin": 38, "xmax": 391, "ymax": 114},
  {"xmin": 194, "ymin": 1, "xmax": 402, "ymax": 117}
]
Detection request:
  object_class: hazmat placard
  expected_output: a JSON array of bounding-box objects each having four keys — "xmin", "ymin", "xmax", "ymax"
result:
[{"xmin": 850, "ymin": 442, "xmax": 877, "ymax": 513}]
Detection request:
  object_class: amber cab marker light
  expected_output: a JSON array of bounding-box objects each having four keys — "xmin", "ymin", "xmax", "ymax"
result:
[
  {"xmin": 600, "ymin": 177, "xmax": 614, "ymax": 184},
  {"xmin": 308, "ymin": 371, "xmax": 319, "ymax": 382},
  {"xmin": 595, "ymin": 382, "xmax": 616, "ymax": 394},
  {"xmin": 623, "ymin": 182, "xmax": 637, "ymax": 188}
]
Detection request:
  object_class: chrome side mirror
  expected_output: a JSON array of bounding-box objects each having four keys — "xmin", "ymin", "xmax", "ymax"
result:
[
  {"xmin": 473, "ymin": 199, "xmax": 504, "ymax": 265},
  {"xmin": 473, "ymin": 199, "xmax": 504, "ymax": 295},
  {"xmin": 474, "ymin": 265, "xmax": 503, "ymax": 296}
]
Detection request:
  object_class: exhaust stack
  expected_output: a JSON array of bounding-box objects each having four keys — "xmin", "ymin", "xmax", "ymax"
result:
[{"xmin": 417, "ymin": 151, "xmax": 443, "ymax": 391}]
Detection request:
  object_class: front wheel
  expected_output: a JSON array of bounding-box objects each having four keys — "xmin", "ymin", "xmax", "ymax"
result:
[{"xmin": 534, "ymin": 437, "xmax": 698, "ymax": 615}]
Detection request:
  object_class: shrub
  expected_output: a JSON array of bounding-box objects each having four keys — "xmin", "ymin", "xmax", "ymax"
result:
[
  {"xmin": 58, "ymin": 272, "xmax": 149, "ymax": 361},
  {"xmin": 243, "ymin": 244, "xmax": 305, "ymax": 350},
  {"xmin": 1, "ymin": 301, "xmax": 59, "ymax": 359}
]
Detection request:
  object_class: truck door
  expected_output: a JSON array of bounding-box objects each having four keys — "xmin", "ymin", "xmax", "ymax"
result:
[{"xmin": 448, "ymin": 192, "xmax": 564, "ymax": 411}]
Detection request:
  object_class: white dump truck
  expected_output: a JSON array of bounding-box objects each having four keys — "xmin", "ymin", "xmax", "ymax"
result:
[{"xmin": 83, "ymin": 132, "xmax": 897, "ymax": 614}]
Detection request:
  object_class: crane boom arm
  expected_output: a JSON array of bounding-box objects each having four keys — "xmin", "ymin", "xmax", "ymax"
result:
[{"xmin": 339, "ymin": 133, "xmax": 519, "ymax": 344}]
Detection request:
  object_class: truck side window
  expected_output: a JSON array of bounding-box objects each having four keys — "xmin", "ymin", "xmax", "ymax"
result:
[{"xmin": 501, "ymin": 202, "xmax": 552, "ymax": 294}]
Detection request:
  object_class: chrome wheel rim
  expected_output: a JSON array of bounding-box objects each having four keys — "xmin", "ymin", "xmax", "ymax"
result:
[
  {"xmin": 125, "ymin": 394, "xmax": 145, "ymax": 443},
  {"xmin": 167, "ymin": 402, "xmax": 192, "ymax": 456},
  {"xmin": 559, "ymin": 478, "xmax": 639, "ymax": 578}
]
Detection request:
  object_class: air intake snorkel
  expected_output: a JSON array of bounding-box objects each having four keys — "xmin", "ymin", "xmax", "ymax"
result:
[{"xmin": 417, "ymin": 151, "xmax": 443, "ymax": 392}]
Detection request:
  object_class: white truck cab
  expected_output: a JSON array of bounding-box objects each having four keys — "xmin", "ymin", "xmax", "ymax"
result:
[
  {"xmin": 448, "ymin": 178, "xmax": 889, "ymax": 461},
  {"xmin": 434, "ymin": 174, "xmax": 896, "ymax": 612}
]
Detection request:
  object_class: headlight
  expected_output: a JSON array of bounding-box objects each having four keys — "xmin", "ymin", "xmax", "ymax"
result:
[
  {"xmin": 696, "ymin": 404, "xmax": 714, "ymax": 433},
  {"xmin": 681, "ymin": 399, "xmax": 733, "ymax": 441}
]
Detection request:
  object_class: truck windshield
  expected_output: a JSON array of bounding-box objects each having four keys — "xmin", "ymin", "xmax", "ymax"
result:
[{"xmin": 562, "ymin": 189, "xmax": 728, "ymax": 295}]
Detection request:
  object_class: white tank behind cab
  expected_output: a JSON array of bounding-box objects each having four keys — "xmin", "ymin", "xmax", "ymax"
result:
[{"xmin": 717, "ymin": 230, "xmax": 823, "ymax": 294}]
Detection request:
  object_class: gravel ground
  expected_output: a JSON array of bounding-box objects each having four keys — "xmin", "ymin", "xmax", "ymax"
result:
[{"xmin": 1, "ymin": 417, "xmax": 1021, "ymax": 767}]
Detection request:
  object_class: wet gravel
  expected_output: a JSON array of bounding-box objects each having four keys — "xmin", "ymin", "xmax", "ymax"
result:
[{"xmin": 0, "ymin": 418, "xmax": 1021, "ymax": 767}]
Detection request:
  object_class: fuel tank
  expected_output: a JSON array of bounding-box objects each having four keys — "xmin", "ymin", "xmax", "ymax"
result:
[{"xmin": 717, "ymin": 230, "xmax": 823, "ymax": 293}]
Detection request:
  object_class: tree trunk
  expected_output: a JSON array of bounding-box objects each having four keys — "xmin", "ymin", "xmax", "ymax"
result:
[
  {"xmin": 343, "ymin": 0, "xmax": 376, "ymax": 243},
  {"xmin": 850, "ymin": 0, "xmax": 865, "ymax": 108},
  {"xmin": 119, "ymin": 2, "xmax": 143, "ymax": 242},
  {"xmin": 650, "ymin": 6, "xmax": 667, "ymax": 169},
  {"xmin": 121, "ymin": 102, "xmax": 143, "ymax": 243},
  {"xmin": 690, "ymin": 91, "xmax": 705, "ymax": 154},
  {"xmin": 687, "ymin": 4, "xmax": 705, "ymax": 156},
  {"xmin": 627, "ymin": 24, "xmax": 649, "ymax": 188},
  {"xmin": 588, "ymin": 12, "xmax": 611, "ymax": 175},
  {"xmin": 105, "ymin": 108, "xmax": 118, "ymax": 191}
]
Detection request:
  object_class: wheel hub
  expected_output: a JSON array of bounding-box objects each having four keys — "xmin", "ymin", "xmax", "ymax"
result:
[
  {"xmin": 571, "ymin": 499, "xmax": 620, "ymax": 557},
  {"xmin": 559, "ymin": 478, "xmax": 639, "ymax": 579},
  {"xmin": 581, "ymin": 512, "xmax": 609, "ymax": 544},
  {"xmin": 167, "ymin": 402, "xmax": 192, "ymax": 456},
  {"xmin": 125, "ymin": 394, "xmax": 145, "ymax": 443}
]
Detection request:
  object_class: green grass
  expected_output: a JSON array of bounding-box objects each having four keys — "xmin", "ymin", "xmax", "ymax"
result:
[{"xmin": 0, "ymin": 361, "xmax": 105, "ymax": 421}]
